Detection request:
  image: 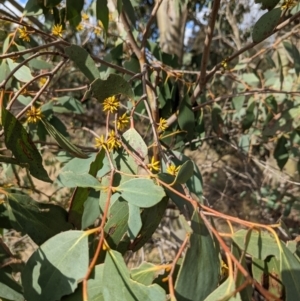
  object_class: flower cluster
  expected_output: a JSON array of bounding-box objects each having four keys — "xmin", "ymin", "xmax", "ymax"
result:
[
  {"xmin": 281, "ymin": 0, "xmax": 297, "ymax": 10},
  {"xmin": 52, "ymin": 24, "xmax": 64, "ymax": 37},
  {"xmin": 26, "ymin": 106, "xmax": 43, "ymax": 123},
  {"xmin": 147, "ymin": 156, "xmax": 160, "ymax": 172},
  {"xmin": 103, "ymin": 96, "xmax": 119, "ymax": 114},
  {"xmin": 94, "ymin": 130, "xmax": 121, "ymax": 151},
  {"xmin": 115, "ymin": 113, "xmax": 130, "ymax": 131},
  {"xmin": 158, "ymin": 117, "xmax": 168, "ymax": 132},
  {"xmin": 166, "ymin": 164, "xmax": 181, "ymax": 176},
  {"xmin": 18, "ymin": 27, "xmax": 30, "ymax": 42}
]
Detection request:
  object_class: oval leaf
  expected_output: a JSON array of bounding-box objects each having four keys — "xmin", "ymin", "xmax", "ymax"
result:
[
  {"xmin": 41, "ymin": 118, "xmax": 88, "ymax": 158},
  {"xmin": 7, "ymin": 58, "xmax": 34, "ymax": 83},
  {"xmin": 117, "ymin": 178, "xmax": 165, "ymax": 208},
  {"xmin": 89, "ymin": 74, "xmax": 134, "ymax": 102},
  {"xmin": 252, "ymin": 8, "xmax": 281, "ymax": 43},
  {"xmin": 175, "ymin": 212, "xmax": 219, "ymax": 300},
  {"xmin": 22, "ymin": 231, "xmax": 89, "ymax": 301},
  {"xmin": 174, "ymin": 160, "xmax": 194, "ymax": 184},
  {"xmin": 65, "ymin": 45, "xmax": 99, "ymax": 81}
]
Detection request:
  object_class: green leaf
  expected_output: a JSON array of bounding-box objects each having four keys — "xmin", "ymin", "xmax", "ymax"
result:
[
  {"xmin": 0, "ymin": 268, "xmax": 24, "ymax": 301},
  {"xmin": 58, "ymin": 151, "xmax": 105, "ymax": 228},
  {"xmin": 232, "ymin": 229, "xmax": 280, "ymax": 259},
  {"xmin": 274, "ymin": 136, "xmax": 289, "ymax": 170},
  {"xmin": 122, "ymin": 128, "xmax": 148, "ymax": 160},
  {"xmin": 174, "ymin": 160, "xmax": 194, "ymax": 184},
  {"xmin": 203, "ymin": 276, "xmax": 242, "ymax": 301},
  {"xmin": 41, "ymin": 118, "xmax": 88, "ymax": 158},
  {"xmin": 283, "ymin": 41, "xmax": 300, "ymax": 77},
  {"xmin": 44, "ymin": 0, "xmax": 62, "ymax": 8},
  {"xmin": 117, "ymin": 178, "xmax": 165, "ymax": 208},
  {"xmin": 128, "ymin": 203, "xmax": 142, "ymax": 241},
  {"xmin": 130, "ymin": 197, "xmax": 168, "ymax": 252},
  {"xmin": 122, "ymin": 0, "xmax": 137, "ymax": 28},
  {"xmin": 56, "ymin": 171, "xmax": 100, "ymax": 188},
  {"xmin": 131, "ymin": 262, "xmax": 159, "ymax": 286},
  {"xmin": 211, "ymin": 103, "xmax": 223, "ymax": 135},
  {"xmin": 62, "ymin": 264, "xmax": 104, "ymax": 301},
  {"xmin": 232, "ymin": 95, "xmax": 245, "ymax": 111},
  {"xmin": 242, "ymin": 98, "xmax": 256, "ymax": 131},
  {"xmin": 81, "ymin": 190, "xmax": 100, "ymax": 229},
  {"xmin": 22, "ymin": 231, "xmax": 89, "ymax": 301},
  {"xmin": 167, "ymin": 151, "xmax": 203, "ymax": 202},
  {"xmin": 53, "ymin": 96, "xmax": 84, "ymax": 114},
  {"xmin": 0, "ymin": 60, "xmax": 12, "ymax": 88},
  {"xmin": 263, "ymin": 106, "xmax": 300, "ymax": 136},
  {"xmin": 7, "ymin": 193, "xmax": 72, "ymax": 245},
  {"xmin": 104, "ymin": 195, "xmax": 130, "ymax": 253},
  {"xmin": 65, "ymin": 45, "xmax": 100, "ymax": 81},
  {"xmin": 7, "ymin": 58, "xmax": 34, "ymax": 83},
  {"xmin": 28, "ymin": 58, "xmax": 53, "ymax": 70},
  {"xmin": 175, "ymin": 212, "xmax": 219, "ymax": 300},
  {"xmin": 23, "ymin": 0, "xmax": 43, "ymax": 16},
  {"xmin": 255, "ymin": 0, "xmax": 280, "ymax": 10},
  {"xmin": 66, "ymin": 0, "xmax": 83, "ymax": 27},
  {"xmin": 96, "ymin": 0, "xmax": 109, "ymax": 33},
  {"xmin": 1, "ymin": 108, "xmax": 51, "ymax": 182},
  {"xmin": 231, "ymin": 242, "xmax": 253, "ymax": 300},
  {"xmin": 178, "ymin": 95, "xmax": 195, "ymax": 141},
  {"xmin": 89, "ymin": 74, "xmax": 134, "ymax": 102},
  {"xmin": 265, "ymin": 256, "xmax": 283, "ymax": 299},
  {"xmin": 103, "ymin": 249, "xmax": 166, "ymax": 300},
  {"xmin": 252, "ymin": 8, "xmax": 281, "ymax": 43},
  {"xmin": 280, "ymin": 242, "xmax": 300, "ymax": 301}
]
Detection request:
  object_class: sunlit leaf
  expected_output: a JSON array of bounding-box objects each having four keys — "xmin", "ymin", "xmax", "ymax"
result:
[
  {"xmin": 22, "ymin": 231, "xmax": 89, "ymax": 301},
  {"xmin": 103, "ymin": 249, "xmax": 166, "ymax": 300},
  {"xmin": 117, "ymin": 178, "xmax": 165, "ymax": 208}
]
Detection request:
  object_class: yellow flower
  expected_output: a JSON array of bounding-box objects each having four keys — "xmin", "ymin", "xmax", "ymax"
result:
[
  {"xmin": 108, "ymin": 13, "xmax": 114, "ymax": 22},
  {"xmin": 221, "ymin": 58, "xmax": 229, "ymax": 70},
  {"xmin": 103, "ymin": 96, "xmax": 119, "ymax": 114},
  {"xmin": 95, "ymin": 135, "xmax": 107, "ymax": 149},
  {"xmin": 158, "ymin": 117, "xmax": 168, "ymax": 132},
  {"xmin": 76, "ymin": 23, "xmax": 84, "ymax": 31},
  {"xmin": 98, "ymin": 20, "xmax": 103, "ymax": 28},
  {"xmin": 147, "ymin": 156, "xmax": 160, "ymax": 172},
  {"xmin": 26, "ymin": 106, "xmax": 43, "ymax": 123},
  {"xmin": 52, "ymin": 24, "xmax": 64, "ymax": 37},
  {"xmin": 94, "ymin": 27, "xmax": 102, "ymax": 35},
  {"xmin": 18, "ymin": 26, "xmax": 30, "ymax": 42},
  {"xmin": 38, "ymin": 77, "xmax": 47, "ymax": 87},
  {"xmin": 221, "ymin": 260, "xmax": 228, "ymax": 278},
  {"xmin": 82, "ymin": 13, "xmax": 89, "ymax": 20},
  {"xmin": 281, "ymin": 0, "xmax": 297, "ymax": 10},
  {"xmin": 107, "ymin": 130, "xmax": 121, "ymax": 150},
  {"xmin": 115, "ymin": 113, "xmax": 129, "ymax": 131},
  {"xmin": 166, "ymin": 164, "xmax": 181, "ymax": 176}
]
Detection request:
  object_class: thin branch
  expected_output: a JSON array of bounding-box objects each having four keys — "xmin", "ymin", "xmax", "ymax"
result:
[
  {"xmin": 141, "ymin": 0, "xmax": 163, "ymax": 48},
  {"xmin": 0, "ymin": 40, "xmax": 64, "ymax": 59},
  {"xmin": 192, "ymin": 9, "xmax": 300, "ymax": 102},
  {"xmin": 198, "ymin": 0, "xmax": 221, "ymax": 91},
  {"xmin": 0, "ymin": 51, "xmax": 66, "ymax": 90}
]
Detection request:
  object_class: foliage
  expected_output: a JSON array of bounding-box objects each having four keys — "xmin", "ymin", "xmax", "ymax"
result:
[{"xmin": 0, "ymin": 0, "xmax": 300, "ymax": 300}]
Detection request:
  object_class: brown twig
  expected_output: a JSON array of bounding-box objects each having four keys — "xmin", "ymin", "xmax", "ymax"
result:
[
  {"xmin": 141, "ymin": 0, "xmax": 163, "ymax": 48},
  {"xmin": 198, "ymin": 0, "xmax": 221, "ymax": 92}
]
